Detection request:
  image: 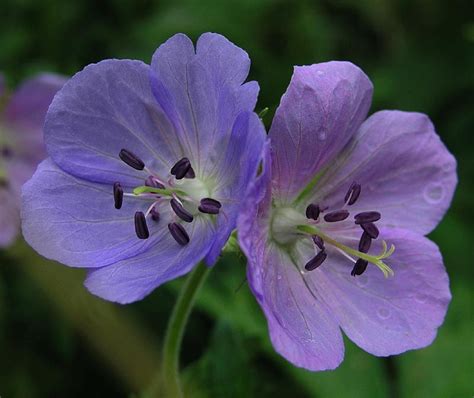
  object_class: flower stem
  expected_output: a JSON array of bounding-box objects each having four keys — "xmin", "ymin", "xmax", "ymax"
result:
[{"xmin": 146, "ymin": 263, "xmax": 211, "ymax": 398}]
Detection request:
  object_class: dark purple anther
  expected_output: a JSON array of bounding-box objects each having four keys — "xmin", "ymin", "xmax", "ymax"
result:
[
  {"xmin": 305, "ymin": 203, "xmax": 320, "ymax": 220},
  {"xmin": 185, "ymin": 167, "xmax": 196, "ymax": 179},
  {"xmin": 304, "ymin": 250, "xmax": 327, "ymax": 271},
  {"xmin": 0, "ymin": 177, "xmax": 7, "ymax": 188},
  {"xmin": 134, "ymin": 211, "xmax": 149, "ymax": 239},
  {"xmin": 361, "ymin": 222, "xmax": 379, "ymax": 239},
  {"xmin": 351, "ymin": 258, "xmax": 368, "ymax": 276},
  {"xmin": 312, "ymin": 235, "xmax": 325, "ymax": 250},
  {"xmin": 168, "ymin": 222, "xmax": 190, "ymax": 246},
  {"xmin": 170, "ymin": 198, "xmax": 193, "ymax": 222},
  {"xmin": 354, "ymin": 211, "xmax": 381, "ymax": 224},
  {"xmin": 113, "ymin": 182, "xmax": 123, "ymax": 209},
  {"xmin": 324, "ymin": 209, "xmax": 349, "ymax": 222},
  {"xmin": 150, "ymin": 207, "xmax": 160, "ymax": 222},
  {"xmin": 198, "ymin": 198, "xmax": 222, "ymax": 215},
  {"xmin": 119, "ymin": 149, "xmax": 145, "ymax": 170},
  {"xmin": 1, "ymin": 146, "xmax": 12, "ymax": 158},
  {"xmin": 358, "ymin": 231, "xmax": 372, "ymax": 253},
  {"xmin": 170, "ymin": 157, "xmax": 191, "ymax": 180},
  {"xmin": 145, "ymin": 176, "xmax": 165, "ymax": 190},
  {"xmin": 344, "ymin": 181, "xmax": 361, "ymax": 206}
]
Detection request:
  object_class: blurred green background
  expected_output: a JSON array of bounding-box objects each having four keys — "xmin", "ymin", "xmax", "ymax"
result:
[{"xmin": 0, "ymin": 0, "xmax": 472, "ymax": 397}]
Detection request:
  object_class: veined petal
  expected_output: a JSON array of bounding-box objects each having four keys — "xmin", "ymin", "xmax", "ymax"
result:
[
  {"xmin": 21, "ymin": 159, "xmax": 174, "ymax": 268},
  {"xmin": 312, "ymin": 111, "xmax": 457, "ymax": 234},
  {"xmin": 204, "ymin": 112, "xmax": 266, "ymax": 265},
  {"xmin": 250, "ymin": 243, "xmax": 344, "ymax": 370},
  {"xmin": 150, "ymin": 33, "xmax": 258, "ymax": 174},
  {"xmin": 84, "ymin": 217, "xmax": 215, "ymax": 303},
  {"xmin": 270, "ymin": 62, "xmax": 373, "ymax": 204},
  {"xmin": 315, "ymin": 228, "xmax": 451, "ymax": 356},
  {"xmin": 45, "ymin": 60, "xmax": 182, "ymax": 186}
]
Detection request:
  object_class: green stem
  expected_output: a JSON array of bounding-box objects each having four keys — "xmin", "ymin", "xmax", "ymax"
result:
[{"xmin": 146, "ymin": 263, "xmax": 211, "ymax": 398}]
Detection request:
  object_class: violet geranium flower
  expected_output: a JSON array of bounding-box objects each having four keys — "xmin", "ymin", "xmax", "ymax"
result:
[
  {"xmin": 22, "ymin": 33, "xmax": 265, "ymax": 303},
  {"xmin": 0, "ymin": 73, "xmax": 66, "ymax": 247},
  {"xmin": 238, "ymin": 62, "xmax": 457, "ymax": 370}
]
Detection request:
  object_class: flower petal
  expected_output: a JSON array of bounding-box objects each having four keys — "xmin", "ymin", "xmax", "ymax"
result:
[
  {"xmin": 0, "ymin": 188, "xmax": 19, "ymax": 247},
  {"xmin": 248, "ymin": 243, "xmax": 344, "ymax": 370},
  {"xmin": 204, "ymin": 111, "xmax": 266, "ymax": 265},
  {"xmin": 44, "ymin": 60, "xmax": 182, "ymax": 186},
  {"xmin": 269, "ymin": 62, "xmax": 373, "ymax": 203},
  {"xmin": 312, "ymin": 111, "xmax": 457, "ymax": 234},
  {"xmin": 150, "ymin": 33, "xmax": 257, "ymax": 173},
  {"xmin": 21, "ymin": 159, "xmax": 174, "ymax": 268},
  {"xmin": 315, "ymin": 227, "xmax": 451, "ymax": 356},
  {"xmin": 84, "ymin": 217, "xmax": 215, "ymax": 303},
  {"xmin": 3, "ymin": 73, "xmax": 66, "ymax": 162}
]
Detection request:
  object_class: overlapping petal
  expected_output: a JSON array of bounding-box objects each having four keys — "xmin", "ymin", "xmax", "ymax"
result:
[
  {"xmin": 45, "ymin": 60, "xmax": 182, "ymax": 186},
  {"xmin": 309, "ymin": 111, "xmax": 457, "ymax": 235},
  {"xmin": 314, "ymin": 227, "xmax": 451, "ymax": 356},
  {"xmin": 22, "ymin": 159, "xmax": 196, "ymax": 268},
  {"xmin": 269, "ymin": 62, "xmax": 373, "ymax": 204},
  {"xmin": 84, "ymin": 217, "xmax": 215, "ymax": 303}
]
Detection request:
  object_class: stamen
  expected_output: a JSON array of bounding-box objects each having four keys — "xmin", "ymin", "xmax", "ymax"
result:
[
  {"xmin": 198, "ymin": 198, "xmax": 222, "ymax": 215},
  {"xmin": 145, "ymin": 176, "xmax": 165, "ymax": 189},
  {"xmin": 305, "ymin": 203, "xmax": 320, "ymax": 220},
  {"xmin": 170, "ymin": 157, "xmax": 191, "ymax": 180},
  {"xmin": 170, "ymin": 198, "xmax": 193, "ymax": 223},
  {"xmin": 304, "ymin": 250, "xmax": 327, "ymax": 271},
  {"xmin": 185, "ymin": 167, "xmax": 196, "ymax": 179},
  {"xmin": 113, "ymin": 182, "xmax": 123, "ymax": 209},
  {"xmin": 351, "ymin": 258, "xmax": 368, "ymax": 276},
  {"xmin": 358, "ymin": 231, "xmax": 372, "ymax": 253},
  {"xmin": 344, "ymin": 182, "xmax": 361, "ymax": 206},
  {"xmin": 360, "ymin": 222, "xmax": 379, "ymax": 239},
  {"xmin": 168, "ymin": 222, "xmax": 190, "ymax": 245},
  {"xmin": 324, "ymin": 209, "xmax": 349, "ymax": 222},
  {"xmin": 119, "ymin": 149, "xmax": 145, "ymax": 170},
  {"xmin": 1, "ymin": 146, "xmax": 12, "ymax": 158},
  {"xmin": 312, "ymin": 235, "xmax": 324, "ymax": 250},
  {"xmin": 134, "ymin": 211, "xmax": 149, "ymax": 239},
  {"xmin": 354, "ymin": 211, "xmax": 381, "ymax": 224},
  {"xmin": 150, "ymin": 207, "xmax": 160, "ymax": 222}
]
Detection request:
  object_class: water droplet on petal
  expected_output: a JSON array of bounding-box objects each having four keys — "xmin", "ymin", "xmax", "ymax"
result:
[
  {"xmin": 317, "ymin": 70, "xmax": 324, "ymax": 76},
  {"xmin": 277, "ymin": 274, "xmax": 282, "ymax": 280},
  {"xmin": 424, "ymin": 183, "xmax": 445, "ymax": 204},
  {"xmin": 318, "ymin": 129, "xmax": 327, "ymax": 141},
  {"xmin": 377, "ymin": 308, "xmax": 391, "ymax": 320},
  {"xmin": 415, "ymin": 294, "xmax": 427, "ymax": 304}
]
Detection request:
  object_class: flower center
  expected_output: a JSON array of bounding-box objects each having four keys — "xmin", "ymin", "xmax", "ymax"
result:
[
  {"xmin": 113, "ymin": 149, "xmax": 222, "ymax": 245},
  {"xmin": 270, "ymin": 182, "xmax": 395, "ymax": 277}
]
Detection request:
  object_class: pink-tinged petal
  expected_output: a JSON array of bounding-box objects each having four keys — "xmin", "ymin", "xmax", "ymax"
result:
[
  {"xmin": 21, "ymin": 159, "xmax": 182, "ymax": 268},
  {"xmin": 270, "ymin": 62, "xmax": 373, "ymax": 204},
  {"xmin": 84, "ymin": 217, "xmax": 215, "ymax": 303},
  {"xmin": 150, "ymin": 33, "xmax": 258, "ymax": 173},
  {"xmin": 45, "ymin": 60, "xmax": 182, "ymax": 186},
  {"xmin": 312, "ymin": 111, "xmax": 457, "ymax": 235},
  {"xmin": 315, "ymin": 227, "xmax": 451, "ymax": 356},
  {"xmin": 4, "ymin": 73, "xmax": 66, "ymax": 161},
  {"xmin": 0, "ymin": 188, "xmax": 19, "ymax": 247},
  {"xmin": 248, "ymin": 243, "xmax": 344, "ymax": 371}
]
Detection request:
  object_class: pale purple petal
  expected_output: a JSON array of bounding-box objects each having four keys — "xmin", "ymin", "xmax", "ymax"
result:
[
  {"xmin": 84, "ymin": 217, "xmax": 215, "ymax": 303},
  {"xmin": 0, "ymin": 188, "xmax": 19, "ymax": 247},
  {"xmin": 150, "ymin": 33, "xmax": 257, "ymax": 173},
  {"xmin": 314, "ymin": 227, "xmax": 451, "ymax": 356},
  {"xmin": 21, "ymin": 159, "xmax": 182, "ymax": 268},
  {"xmin": 248, "ymin": 244, "xmax": 344, "ymax": 370},
  {"xmin": 269, "ymin": 62, "xmax": 373, "ymax": 203},
  {"xmin": 312, "ymin": 111, "xmax": 457, "ymax": 234},
  {"xmin": 45, "ymin": 60, "xmax": 183, "ymax": 186},
  {"xmin": 204, "ymin": 112, "xmax": 266, "ymax": 264},
  {"xmin": 4, "ymin": 73, "xmax": 66, "ymax": 162}
]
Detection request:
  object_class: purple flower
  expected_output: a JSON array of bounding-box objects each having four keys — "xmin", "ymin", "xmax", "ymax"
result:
[
  {"xmin": 22, "ymin": 33, "xmax": 266, "ymax": 303},
  {"xmin": 0, "ymin": 73, "xmax": 66, "ymax": 247},
  {"xmin": 238, "ymin": 62, "xmax": 457, "ymax": 371}
]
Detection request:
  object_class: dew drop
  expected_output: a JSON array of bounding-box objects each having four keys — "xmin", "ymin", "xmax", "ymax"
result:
[
  {"xmin": 317, "ymin": 70, "xmax": 324, "ymax": 76},
  {"xmin": 277, "ymin": 274, "xmax": 282, "ymax": 280},
  {"xmin": 424, "ymin": 183, "xmax": 445, "ymax": 204},
  {"xmin": 415, "ymin": 294, "xmax": 427, "ymax": 304},
  {"xmin": 377, "ymin": 308, "xmax": 391, "ymax": 320},
  {"xmin": 318, "ymin": 129, "xmax": 327, "ymax": 141}
]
